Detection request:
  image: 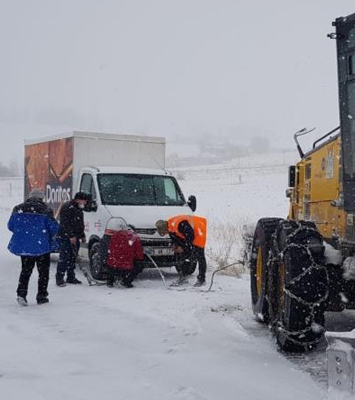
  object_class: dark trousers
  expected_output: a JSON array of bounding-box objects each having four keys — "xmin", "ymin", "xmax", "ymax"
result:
[
  {"xmin": 56, "ymin": 238, "xmax": 79, "ymax": 280},
  {"xmin": 193, "ymin": 246, "xmax": 207, "ymax": 280},
  {"xmin": 106, "ymin": 262, "xmax": 143, "ymax": 285},
  {"xmin": 17, "ymin": 254, "xmax": 50, "ymax": 300}
]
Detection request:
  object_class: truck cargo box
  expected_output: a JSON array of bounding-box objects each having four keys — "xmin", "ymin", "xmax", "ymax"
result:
[{"xmin": 24, "ymin": 131, "xmax": 166, "ymax": 214}]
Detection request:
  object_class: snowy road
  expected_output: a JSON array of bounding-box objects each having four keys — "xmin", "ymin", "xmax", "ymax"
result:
[
  {"xmin": 0, "ymin": 167, "xmax": 331, "ymax": 399},
  {"xmin": 0, "ymin": 256, "xmax": 326, "ymax": 400}
]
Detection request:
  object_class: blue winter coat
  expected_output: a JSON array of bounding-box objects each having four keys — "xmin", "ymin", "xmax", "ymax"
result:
[{"xmin": 7, "ymin": 197, "xmax": 59, "ymax": 256}]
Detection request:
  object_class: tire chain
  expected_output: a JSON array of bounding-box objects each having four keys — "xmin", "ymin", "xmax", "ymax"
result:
[{"xmin": 268, "ymin": 222, "xmax": 330, "ymax": 347}]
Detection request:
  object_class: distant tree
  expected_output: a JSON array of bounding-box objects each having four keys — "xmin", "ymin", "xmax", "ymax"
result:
[
  {"xmin": 0, "ymin": 158, "xmax": 22, "ymax": 177},
  {"xmin": 197, "ymin": 131, "xmax": 214, "ymax": 154},
  {"xmin": 249, "ymin": 136, "xmax": 270, "ymax": 153},
  {"xmin": 9, "ymin": 158, "xmax": 22, "ymax": 176},
  {"xmin": 166, "ymin": 153, "xmax": 180, "ymax": 167},
  {"xmin": 225, "ymin": 144, "xmax": 246, "ymax": 158},
  {"xmin": 0, "ymin": 162, "xmax": 12, "ymax": 176}
]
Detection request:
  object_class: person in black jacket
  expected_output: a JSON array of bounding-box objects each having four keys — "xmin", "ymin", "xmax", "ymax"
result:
[{"xmin": 55, "ymin": 191, "xmax": 89, "ymax": 286}]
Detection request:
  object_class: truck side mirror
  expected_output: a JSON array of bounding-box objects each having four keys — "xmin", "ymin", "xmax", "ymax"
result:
[
  {"xmin": 88, "ymin": 200, "xmax": 98, "ymax": 212},
  {"xmin": 288, "ymin": 166, "xmax": 296, "ymax": 188},
  {"xmin": 187, "ymin": 195, "xmax": 197, "ymax": 212},
  {"xmin": 83, "ymin": 194, "xmax": 98, "ymax": 212}
]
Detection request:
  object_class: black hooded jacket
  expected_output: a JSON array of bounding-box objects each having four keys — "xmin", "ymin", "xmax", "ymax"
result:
[{"xmin": 57, "ymin": 200, "xmax": 85, "ymax": 239}]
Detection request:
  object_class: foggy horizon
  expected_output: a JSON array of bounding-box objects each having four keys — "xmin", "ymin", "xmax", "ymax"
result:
[{"xmin": 1, "ymin": 0, "xmax": 355, "ymax": 163}]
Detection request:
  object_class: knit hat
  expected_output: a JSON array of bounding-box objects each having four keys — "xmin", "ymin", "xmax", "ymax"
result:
[
  {"xmin": 29, "ymin": 188, "xmax": 45, "ymax": 200},
  {"xmin": 155, "ymin": 220, "xmax": 168, "ymax": 236},
  {"xmin": 74, "ymin": 191, "xmax": 90, "ymax": 201}
]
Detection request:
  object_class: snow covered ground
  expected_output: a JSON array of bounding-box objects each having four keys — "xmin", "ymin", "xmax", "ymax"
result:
[{"xmin": 0, "ymin": 161, "xmax": 342, "ymax": 400}]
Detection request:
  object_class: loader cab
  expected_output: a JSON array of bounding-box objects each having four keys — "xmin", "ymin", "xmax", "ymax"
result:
[{"xmin": 335, "ymin": 13, "xmax": 355, "ymax": 211}]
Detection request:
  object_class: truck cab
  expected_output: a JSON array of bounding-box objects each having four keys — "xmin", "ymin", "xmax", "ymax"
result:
[{"xmin": 77, "ymin": 166, "xmax": 196, "ymax": 278}]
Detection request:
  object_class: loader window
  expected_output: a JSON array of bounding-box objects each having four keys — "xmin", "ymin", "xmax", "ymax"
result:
[
  {"xmin": 347, "ymin": 81, "xmax": 355, "ymax": 176},
  {"xmin": 336, "ymin": 16, "xmax": 355, "ymax": 210},
  {"xmin": 349, "ymin": 27, "xmax": 355, "ymax": 48},
  {"xmin": 350, "ymin": 54, "xmax": 355, "ymax": 76},
  {"xmin": 97, "ymin": 173, "xmax": 185, "ymax": 206}
]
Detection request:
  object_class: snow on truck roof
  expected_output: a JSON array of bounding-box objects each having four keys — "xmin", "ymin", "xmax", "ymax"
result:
[
  {"xmin": 24, "ymin": 131, "xmax": 165, "ymax": 145},
  {"xmin": 82, "ymin": 166, "xmax": 173, "ymax": 176}
]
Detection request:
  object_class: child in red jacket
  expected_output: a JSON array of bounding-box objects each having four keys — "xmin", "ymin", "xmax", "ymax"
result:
[{"xmin": 105, "ymin": 219, "xmax": 144, "ymax": 288}]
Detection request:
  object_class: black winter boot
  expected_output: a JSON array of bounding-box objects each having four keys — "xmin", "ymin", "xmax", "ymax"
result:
[
  {"xmin": 121, "ymin": 279, "xmax": 134, "ymax": 288},
  {"xmin": 66, "ymin": 277, "xmax": 82, "ymax": 284},
  {"xmin": 56, "ymin": 274, "xmax": 67, "ymax": 287},
  {"xmin": 193, "ymin": 276, "xmax": 206, "ymax": 287},
  {"xmin": 37, "ymin": 297, "xmax": 49, "ymax": 305},
  {"xmin": 17, "ymin": 296, "xmax": 28, "ymax": 306}
]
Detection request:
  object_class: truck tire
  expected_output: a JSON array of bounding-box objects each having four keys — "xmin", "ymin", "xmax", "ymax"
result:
[
  {"xmin": 175, "ymin": 261, "xmax": 197, "ymax": 275},
  {"xmin": 269, "ymin": 220, "xmax": 328, "ymax": 352},
  {"xmin": 250, "ymin": 218, "xmax": 282, "ymax": 323},
  {"xmin": 89, "ymin": 242, "xmax": 105, "ymax": 280},
  {"xmin": 186, "ymin": 261, "xmax": 197, "ymax": 275}
]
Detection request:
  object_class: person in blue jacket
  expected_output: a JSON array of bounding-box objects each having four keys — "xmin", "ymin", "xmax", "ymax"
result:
[{"xmin": 7, "ymin": 188, "xmax": 59, "ymax": 306}]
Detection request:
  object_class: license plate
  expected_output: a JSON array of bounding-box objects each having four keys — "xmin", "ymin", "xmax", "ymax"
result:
[{"xmin": 147, "ymin": 247, "xmax": 174, "ymax": 256}]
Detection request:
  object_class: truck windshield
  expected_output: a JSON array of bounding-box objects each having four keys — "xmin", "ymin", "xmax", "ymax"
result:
[{"xmin": 97, "ymin": 173, "xmax": 186, "ymax": 206}]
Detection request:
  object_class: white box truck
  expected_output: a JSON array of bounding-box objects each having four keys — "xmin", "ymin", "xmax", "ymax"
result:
[{"xmin": 24, "ymin": 131, "xmax": 197, "ymax": 279}]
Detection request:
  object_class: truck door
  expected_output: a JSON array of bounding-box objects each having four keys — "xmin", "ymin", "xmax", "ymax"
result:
[
  {"xmin": 335, "ymin": 14, "xmax": 355, "ymax": 211},
  {"xmin": 79, "ymin": 173, "xmax": 103, "ymax": 243}
]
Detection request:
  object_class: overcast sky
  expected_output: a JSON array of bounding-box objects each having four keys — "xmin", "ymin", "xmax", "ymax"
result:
[{"xmin": 1, "ymin": 0, "xmax": 355, "ymax": 163}]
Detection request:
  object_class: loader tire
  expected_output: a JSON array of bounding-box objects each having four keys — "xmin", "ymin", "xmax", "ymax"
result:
[
  {"xmin": 89, "ymin": 242, "xmax": 105, "ymax": 280},
  {"xmin": 250, "ymin": 218, "xmax": 281, "ymax": 323},
  {"xmin": 269, "ymin": 220, "xmax": 327, "ymax": 353}
]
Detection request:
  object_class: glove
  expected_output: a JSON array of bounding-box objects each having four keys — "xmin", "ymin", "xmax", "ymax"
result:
[{"xmin": 172, "ymin": 245, "xmax": 184, "ymax": 254}]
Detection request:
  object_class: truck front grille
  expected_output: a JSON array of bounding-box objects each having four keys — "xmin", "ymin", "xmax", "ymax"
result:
[
  {"xmin": 134, "ymin": 228, "xmax": 157, "ymax": 235},
  {"xmin": 140, "ymin": 239, "xmax": 171, "ymax": 247}
]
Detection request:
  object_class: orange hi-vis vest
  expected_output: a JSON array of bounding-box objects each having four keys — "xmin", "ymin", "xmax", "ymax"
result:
[{"xmin": 167, "ymin": 215, "xmax": 207, "ymax": 248}]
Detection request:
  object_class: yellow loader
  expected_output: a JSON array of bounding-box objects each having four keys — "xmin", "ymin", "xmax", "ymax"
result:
[{"xmin": 250, "ymin": 12, "xmax": 355, "ymax": 352}]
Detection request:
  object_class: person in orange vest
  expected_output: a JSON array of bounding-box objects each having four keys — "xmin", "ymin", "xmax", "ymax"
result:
[{"xmin": 155, "ymin": 215, "xmax": 207, "ymax": 286}]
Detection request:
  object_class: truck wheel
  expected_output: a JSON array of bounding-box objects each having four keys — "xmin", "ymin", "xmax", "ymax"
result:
[
  {"xmin": 269, "ymin": 220, "xmax": 328, "ymax": 352},
  {"xmin": 89, "ymin": 242, "xmax": 105, "ymax": 280},
  {"xmin": 186, "ymin": 261, "xmax": 197, "ymax": 275},
  {"xmin": 175, "ymin": 261, "xmax": 197, "ymax": 275},
  {"xmin": 250, "ymin": 218, "xmax": 281, "ymax": 323}
]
